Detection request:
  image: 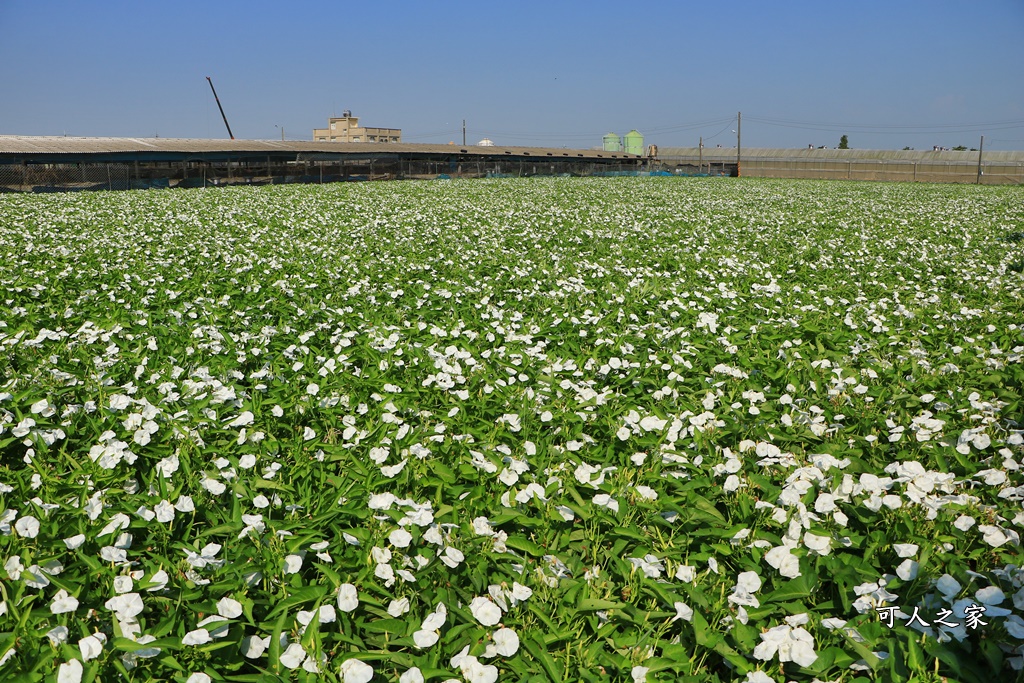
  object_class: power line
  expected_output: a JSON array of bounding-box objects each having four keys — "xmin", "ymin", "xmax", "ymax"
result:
[
  {"xmin": 746, "ymin": 115, "xmax": 1024, "ymax": 134},
  {"xmin": 407, "ymin": 115, "xmax": 737, "ymax": 143}
]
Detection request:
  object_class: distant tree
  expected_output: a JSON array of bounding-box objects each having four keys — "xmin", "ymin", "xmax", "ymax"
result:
[
  {"xmin": 969, "ymin": 148, "xmax": 978, "ymax": 152},
  {"xmin": 953, "ymin": 145, "xmax": 968, "ymax": 151},
  {"xmin": 903, "ymin": 146, "xmax": 913, "ymax": 150},
  {"xmin": 839, "ymin": 135, "xmax": 849, "ymax": 149}
]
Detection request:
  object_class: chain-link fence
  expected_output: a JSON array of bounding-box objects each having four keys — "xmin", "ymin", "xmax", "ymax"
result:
[
  {"xmin": 0, "ymin": 163, "xmax": 135, "ymax": 192},
  {"xmin": 655, "ymin": 156, "xmax": 1024, "ymax": 185}
]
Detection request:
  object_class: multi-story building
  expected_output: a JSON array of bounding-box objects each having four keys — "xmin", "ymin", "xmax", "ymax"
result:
[{"xmin": 313, "ymin": 111, "xmax": 401, "ymax": 143}]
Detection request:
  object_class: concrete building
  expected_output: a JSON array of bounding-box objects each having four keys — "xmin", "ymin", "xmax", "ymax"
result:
[{"xmin": 313, "ymin": 111, "xmax": 401, "ymax": 143}]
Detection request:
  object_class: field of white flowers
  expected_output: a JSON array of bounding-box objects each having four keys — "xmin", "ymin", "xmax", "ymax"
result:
[{"xmin": 1, "ymin": 177, "xmax": 1023, "ymax": 683}]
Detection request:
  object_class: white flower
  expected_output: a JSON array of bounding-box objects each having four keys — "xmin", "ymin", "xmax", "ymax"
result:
[
  {"xmin": 63, "ymin": 534, "xmax": 86, "ymax": 550},
  {"xmin": 217, "ymin": 596, "xmax": 243, "ymax": 619},
  {"xmin": 631, "ymin": 666, "xmax": 650, "ymax": 683},
  {"xmin": 421, "ymin": 604, "xmax": 447, "ymax": 631},
  {"xmin": 226, "ymin": 411, "xmax": 254, "ymax": 428},
  {"xmin": 976, "ymin": 586, "xmax": 1005, "ymax": 605},
  {"xmin": 154, "ymin": 500, "xmax": 175, "ymax": 523},
  {"xmin": 388, "ymin": 598, "xmax": 411, "ymax": 617},
  {"xmin": 673, "ymin": 601, "xmax": 694, "ymax": 622},
  {"xmin": 15, "ymin": 516, "xmax": 39, "ymax": 538},
  {"xmin": 280, "ymin": 643, "xmax": 306, "ymax": 669},
  {"xmin": 109, "ymin": 394, "xmax": 132, "ymax": 411},
  {"xmin": 492, "ymin": 627, "xmax": 519, "ymax": 656},
  {"xmin": 50, "ymin": 589, "xmax": 79, "ymax": 614},
  {"xmin": 241, "ymin": 635, "xmax": 270, "ymax": 658},
  {"xmin": 105, "ymin": 592, "xmax": 145, "ymax": 620},
  {"xmin": 47, "ymin": 626, "xmax": 70, "ymax": 646},
  {"xmin": 341, "ymin": 659, "xmax": 374, "ymax": 683},
  {"xmin": 413, "ymin": 629, "xmax": 439, "ymax": 648},
  {"xmin": 400, "ymin": 668, "xmax": 425, "ymax": 683},
  {"xmin": 978, "ymin": 525, "xmax": 1011, "ymax": 547},
  {"xmin": 510, "ymin": 582, "xmax": 533, "ymax": 603},
  {"xmin": 458, "ymin": 655, "xmax": 498, "ymax": 683},
  {"xmin": 953, "ymin": 515, "xmax": 975, "ymax": 531},
  {"xmin": 145, "ymin": 569, "xmax": 169, "ymax": 591},
  {"xmin": 676, "ymin": 565, "xmax": 696, "ymax": 582},
  {"xmin": 896, "ymin": 559, "xmax": 919, "ymax": 581},
  {"xmin": 765, "ymin": 546, "xmax": 802, "ymax": 578},
  {"xmin": 745, "ymin": 672, "xmax": 775, "ymax": 683},
  {"xmin": 182, "ymin": 629, "xmax": 211, "ymax": 646},
  {"xmin": 894, "ymin": 543, "xmax": 918, "ymax": 558},
  {"xmin": 752, "ymin": 624, "xmax": 818, "ymax": 667},
  {"xmin": 803, "ymin": 531, "xmax": 831, "ymax": 555},
  {"xmin": 628, "ymin": 554, "xmax": 664, "ymax": 579},
  {"xmin": 936, "ymin": 574, "xmax": 961, "ymax": 598},
  {"xmin": 736, "ymin": 571, "xmax": 762, "ymax": 593},
  {"xmin": 1004, "ymin": 615, "xmax": 1024, "ymax": 639},
  {"xmin": 303, "ymin": 427, "xmax": 316, "ymax": 441},
  {"xmin": 441, "ymin": 546, "xmax": 465, "ymax": 568},
  {"xmin": 57, "ymin": 660, "xmax": 83, "ymax": 683},
  {"xmin": 283, "ymin": 554, "xmax": 303, "ymax": 574},
  {"xmin": 472, "ymin": 517, "xmax": 495, "ymax": 535},
  {"xmin": 469, "ymin": 596, "xmax": 502, "ymax": 626},
  {"xmin": 639, "ymin": 415, "xmax": 667, "ymax": 432},
  {"xmin": 337, "ymin": 583, "xmax": 358, "ymax": 612},
  {"xmin": 79, "ymin": 634, "xmax": 104, "ymax": 661},
  {"xmin": 185, "ymin": 674, "xmax": 212, "ymax": 683}
]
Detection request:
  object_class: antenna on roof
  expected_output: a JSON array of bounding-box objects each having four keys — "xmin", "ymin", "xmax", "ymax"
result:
[{"xmin": 206, "ymin": 76, "xmax": 235, "ymax": 140}]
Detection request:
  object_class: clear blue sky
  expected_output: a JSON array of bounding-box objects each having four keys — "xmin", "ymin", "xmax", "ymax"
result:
[{"xmin": 2, "ymin": 1, "xmax": 1022, "ymax": 150}]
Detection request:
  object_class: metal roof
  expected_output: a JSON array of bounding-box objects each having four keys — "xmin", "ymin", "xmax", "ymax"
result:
[
  {"xmin": 656, "ymin": 146, "xmax": 1024, "ymax": 163},
  {"xmin": 0, "ymin": 136, "xmax": 640, "ymax": 161}
]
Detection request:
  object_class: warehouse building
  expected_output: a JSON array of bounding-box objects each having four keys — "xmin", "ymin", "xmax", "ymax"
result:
[{"xmin": 0, "ymin": 136, "xmax": 641, "ymax": 192}]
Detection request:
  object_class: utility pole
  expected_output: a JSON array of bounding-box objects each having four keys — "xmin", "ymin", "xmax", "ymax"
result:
[
  {"xmin": 699, "ymin": 136, "xmax": 703, "ymax": 174},
  {"xmin": 736, "ymin": 111, "xmax": 741, "ymax": 177},
  {"xmin": 281, "ymin": 127, "xmax": 285, "ymax": 142},
  {"xmin": 976, "ymin": 135, "xmax": 984, "ymax": 185},
  {"xmin": 462, "ymin": 120, "xmax": 466, "ymax": 146}
]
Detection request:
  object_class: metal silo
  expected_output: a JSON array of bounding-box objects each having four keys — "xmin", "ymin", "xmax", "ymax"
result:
[
  {"xmin": 602, "ymin": 133, "xmax": 622, "ymax": 152},
  {"xmin": 624, "ymin": 130, "xmax": 644, "ymax": 155}
]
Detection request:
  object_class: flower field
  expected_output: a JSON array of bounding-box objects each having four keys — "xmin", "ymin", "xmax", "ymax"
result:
[{"xmin": 2, "ymin": 177, "xmax": 1024, "ymax": 683}]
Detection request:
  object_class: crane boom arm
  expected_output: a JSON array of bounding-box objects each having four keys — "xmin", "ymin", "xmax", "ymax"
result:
[{"xmin": 206, "ymin": 76, "xmax": 235, "ymax": 140}]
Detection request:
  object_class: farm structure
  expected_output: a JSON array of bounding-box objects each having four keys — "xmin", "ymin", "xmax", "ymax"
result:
[
  {"xmin": 656, "ymin": 146, "xmax": 1024, "ymax": 184},
  {"xmin": 0, "ymin": 136, "xmax": 641, "ymax": 192}
]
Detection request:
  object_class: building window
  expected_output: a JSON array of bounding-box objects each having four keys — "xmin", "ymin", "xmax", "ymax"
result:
[{"xmin": 330, "ymin": 123, "xmax": 336, "ymax": 130}]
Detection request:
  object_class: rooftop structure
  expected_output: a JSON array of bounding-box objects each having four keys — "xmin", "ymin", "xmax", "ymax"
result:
[{"xmin": 313, "ymin": 112, "xmax": 401, "ymax": 143}]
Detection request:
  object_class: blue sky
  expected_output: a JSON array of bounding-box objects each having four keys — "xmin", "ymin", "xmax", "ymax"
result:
[{"xmin": 2, "ymin": 0, "xmax": 1022, "ymax": 150}]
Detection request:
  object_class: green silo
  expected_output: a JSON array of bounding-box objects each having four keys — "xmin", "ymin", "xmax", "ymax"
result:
[
  {"xmin": 624, "ymin": 130, "xmax": 644, "ymax": 155},
  {"xmin": 602, "ymin": 133, "xmax": 622, "ymax": 152}
]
